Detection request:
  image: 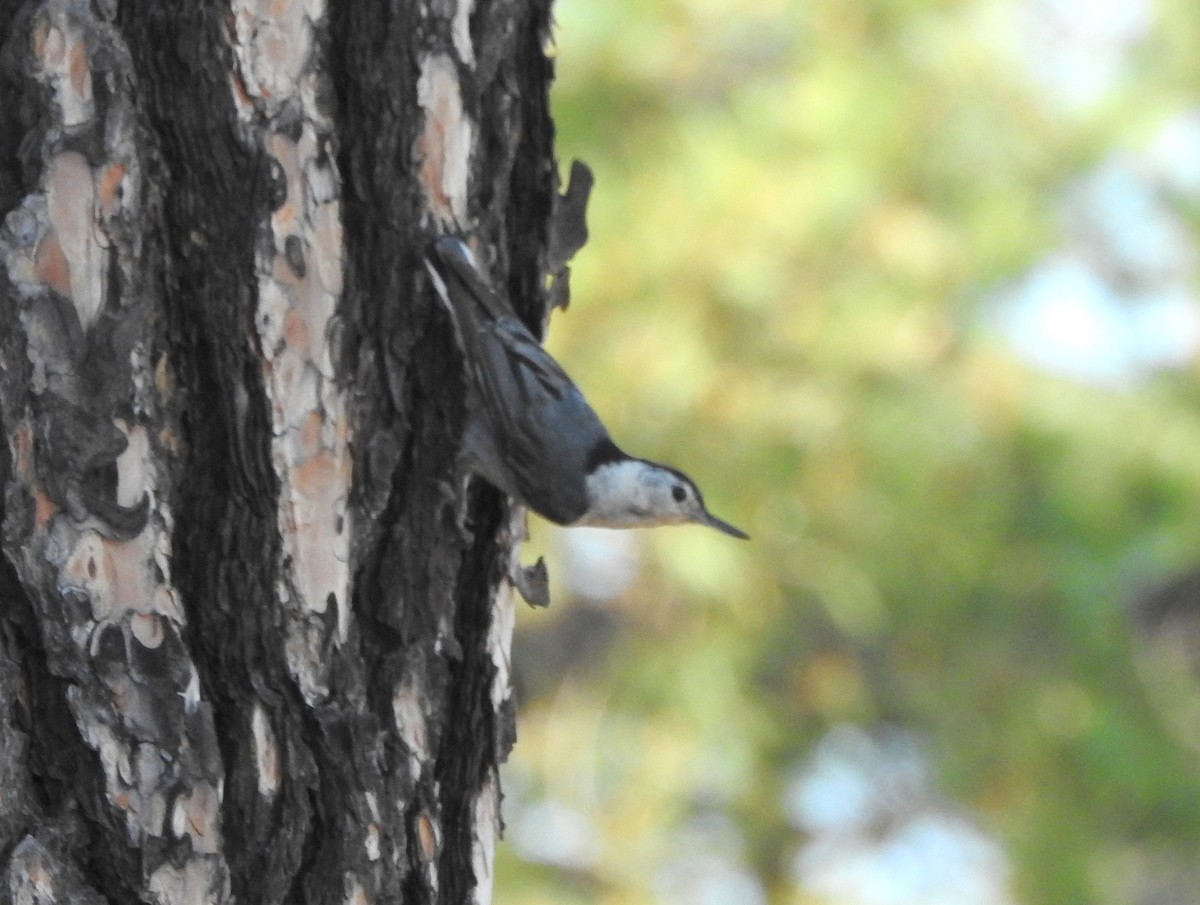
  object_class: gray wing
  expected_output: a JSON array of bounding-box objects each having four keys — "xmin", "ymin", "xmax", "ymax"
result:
[
  {"xmin": 468, "ymin": 316, "xmax": 604, "ymax": 524},
  {"xmin": 425, "ymin": 236, "xmax": 606, "ymax": 524}
]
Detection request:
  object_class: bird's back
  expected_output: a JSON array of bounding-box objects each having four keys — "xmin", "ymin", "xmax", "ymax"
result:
[{"xmin": 426, "ymin": 237, "xmax": 608, "ymax": 525}]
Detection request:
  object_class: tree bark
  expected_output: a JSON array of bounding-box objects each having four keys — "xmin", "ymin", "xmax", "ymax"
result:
[{"xmin": 0, "ymin": 1, "xmax": 561, "ymax": 902}]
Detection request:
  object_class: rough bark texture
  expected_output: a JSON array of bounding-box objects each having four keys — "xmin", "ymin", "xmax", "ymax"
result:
[{"xmin": 0, "ymin": 0, "xmax": 562, "ymax": 903}]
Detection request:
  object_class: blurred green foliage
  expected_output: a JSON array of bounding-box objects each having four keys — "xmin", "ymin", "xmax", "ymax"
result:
[{"xmin": 496, "ymin": 0, "xmax": 1200, "ymax": 903}]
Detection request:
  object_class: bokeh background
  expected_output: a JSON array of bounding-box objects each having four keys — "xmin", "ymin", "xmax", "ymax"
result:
[{"xmin": 495, "ymin": 1, "xmax": 1200, "ymax": 903}]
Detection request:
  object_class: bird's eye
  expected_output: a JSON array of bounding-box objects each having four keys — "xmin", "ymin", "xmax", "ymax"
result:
[{"xmin": 671, "ymin": 485, "xmax": 686, "ymax": 503}]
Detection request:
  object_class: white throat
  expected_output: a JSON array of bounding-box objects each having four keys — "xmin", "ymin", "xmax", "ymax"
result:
[{"xmin": 577, "ymin": 459, "xmax": 667, "ymax": 528}]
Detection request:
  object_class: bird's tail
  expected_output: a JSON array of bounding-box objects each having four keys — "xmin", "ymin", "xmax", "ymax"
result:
[{"xmin": 424, "ymin": 236, "xmax": 512, "ymax": 336}]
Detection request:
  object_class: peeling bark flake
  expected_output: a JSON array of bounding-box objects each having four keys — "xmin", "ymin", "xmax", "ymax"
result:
[
  {"xmin": 470, "ymin": 772, "xmax": 500, "ymax": 905},
  {"xmin": 226, "ymin": 0, "xmax": 353, "ymax": 703},
  {"xmin": 452, "ymin": 0, "xmax": 476, "ymax": 67},
  {"xmin": 343, "ymin": 875, "xmax": 369, "ymax": 905},
  {"xmin": 45, "ymin": 151, "xmax": 104, "ymax": 330},
  {"xmin": 7, "ymin": 836, "xmax": 106, "ymax": 905},
  {"xmin": 393, "ymin": 678, "xmax": 431, "ymax": 780},
  {"xmin": 30, "ymin": 8, "xmax": 94, "ymax": 126},
  {"xmin": 250, "ymin": 703, "xmax": 281, "ymax": 799},
  {"xmin": 417, "ymin": 53, "xmax": 472, "ymax": 227}
]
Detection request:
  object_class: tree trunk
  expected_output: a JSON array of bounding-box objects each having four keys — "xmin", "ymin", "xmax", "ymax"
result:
[{"xmin": 0, "ymin": 1, "xmax": 562, "ymax": 902}]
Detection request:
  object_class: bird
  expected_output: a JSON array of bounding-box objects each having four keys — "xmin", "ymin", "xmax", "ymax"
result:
[{"xmin": 424, "ymin": 235, "xmax": 748, "ymax": 540}]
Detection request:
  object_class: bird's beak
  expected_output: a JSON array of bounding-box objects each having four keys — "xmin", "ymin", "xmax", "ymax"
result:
[{"xmin": 699, "ymin": 510, "xmax": 750, "ymax": 540}]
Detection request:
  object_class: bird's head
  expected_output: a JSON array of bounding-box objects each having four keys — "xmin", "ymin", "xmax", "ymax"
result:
[{"xmin": 583, "ymin": 458, "xmax": 749, "ymax": 539}]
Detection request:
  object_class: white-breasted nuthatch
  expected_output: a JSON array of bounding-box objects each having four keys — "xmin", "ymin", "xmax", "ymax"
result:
[{"xmin": 425, "ymin": 235, "xmax": 748, "ymax": 539}]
